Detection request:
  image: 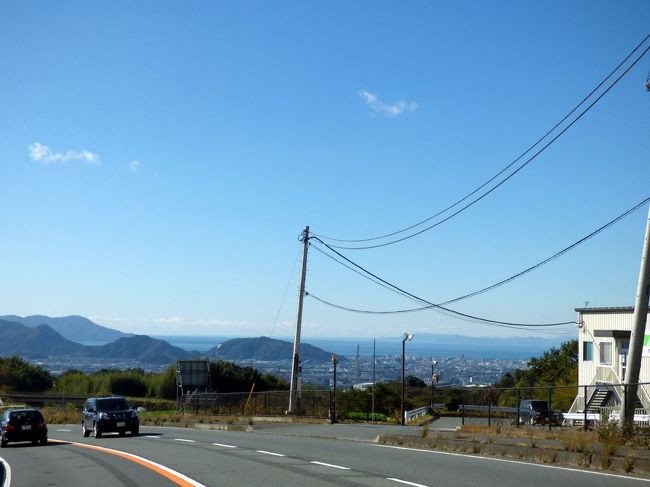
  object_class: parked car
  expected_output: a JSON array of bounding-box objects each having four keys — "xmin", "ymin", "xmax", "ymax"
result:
[
  {"xmin": 82, "ymin": 396, "xmax": 139, "ymax": 438},
  {"xmin": 518, "ymin": 400, "xmax": 552, "ymax": 425},
  {"xmin": 1, "ymin": 408, "xmax": 48, "ymax": 447}
]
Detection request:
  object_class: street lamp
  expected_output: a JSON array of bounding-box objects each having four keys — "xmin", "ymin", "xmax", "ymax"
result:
[{"xmin": 401, "ymin": 332, "xmax": 414, "ymax": 425}]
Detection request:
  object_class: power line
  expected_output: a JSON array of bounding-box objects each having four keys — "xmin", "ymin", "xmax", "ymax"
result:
[
  {"xmin": 268, "ymin": 248, "xmax": 301, "ymax": 338},
  {"xmin": 314, "ymin": 35, "xmax": 650, "ymax": 250},
  {"xmin": 308, "ymin": 197, "xmax": 649, "ymax": 318},
  {"xmin": 308, "ymin": 236, "xmax": 578, "ymax": 327},
  {"xmin": 306, "ymin": 292, "xmax": 575, "ymax": 331},
  {"xmin": 438, "ymin": 196, "xmax": 650, "ymax": 306}
]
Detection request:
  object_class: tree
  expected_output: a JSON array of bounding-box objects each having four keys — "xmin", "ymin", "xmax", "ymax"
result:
[{"xmin": 0, "ymin": 356, "xmax": 52, "ymax": 392}]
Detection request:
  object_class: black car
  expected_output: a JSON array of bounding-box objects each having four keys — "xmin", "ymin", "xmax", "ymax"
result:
[
  {"xmin": 518, "ymin": 399, "xmax": 555, "ymax": 425},
  {"xmin": 1, "ymin": 408, "xmax": 48, "ymax": 447},
  {"xmin": 82, "ymin": 396, "xmax": 139, "ymax": 438}
]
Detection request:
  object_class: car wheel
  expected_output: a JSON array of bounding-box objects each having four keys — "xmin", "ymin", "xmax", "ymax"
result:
[
  {"xmin": 131, "ymin": 428, "xmax": 139, "ymax": 436},
  {"xmin": 40, "ymin": 438, "xmax": 48, "ymax": 446},
  {"xmin": 529, "ymin": 416, "xmax": 535, "ymax": 426},
  {"xmin": 94, "ymin": 422, "xmax": 102, "ymax": 438},
  {"xmin": 1, "ymin": 437, "xmax": 7, "ymax": 448},
  {"xmin": 82, "ymin": 421, "xmax": 90, "ymax": 437}
]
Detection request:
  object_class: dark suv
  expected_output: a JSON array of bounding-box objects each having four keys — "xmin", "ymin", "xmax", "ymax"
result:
[
  {"xmin": 518, "ymin": 399, "xmax": 552, "ymax": 425},
  {"xmin": 82, "ymin": 396, "xmax": 139, "ymax": 438},
  {"xmin": 1, "ymin": 408, "xmax": 48, "ymax": 447}
]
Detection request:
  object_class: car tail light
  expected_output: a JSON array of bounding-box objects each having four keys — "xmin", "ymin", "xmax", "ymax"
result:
[
  {"xmin": 4, "ymin": 425, "xmax": 14, "ymax": 431},
  {"xmin": 37, "ymin": 422, "xmax": 47, "ymax": 430}
]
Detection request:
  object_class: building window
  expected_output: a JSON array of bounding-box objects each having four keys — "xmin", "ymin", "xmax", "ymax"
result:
[
  {"xmin": 600, "ymin": 342, "xmax": 612, "ymax": 365},
  {"xmin": 583, "ymin": 341, "xmax": 593, "ymax": 361}
]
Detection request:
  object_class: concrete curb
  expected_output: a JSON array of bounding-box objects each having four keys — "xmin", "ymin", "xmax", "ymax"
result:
[{"xmin": 377, "ymin": 434, "xmax": 650, "ymax": 476}]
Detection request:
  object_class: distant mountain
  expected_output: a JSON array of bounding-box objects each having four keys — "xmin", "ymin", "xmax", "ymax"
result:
[
  {"xmin": 84, "ymin": 335, "xmax": 195, "ymax": 364},
  {"xmin": 207, "ymin": 336, "xmax": 343, "ymax": 362},
  {"xmin": 0, "ymin": 319, "xmax": 85, "ymax": 358},
  {"xmin": 0, "ymin": 315, "xmax": 129, "ymax": 343},
  {"xmin": 0, "ymin": 319, "xmax": 198, "ymax": 364}
]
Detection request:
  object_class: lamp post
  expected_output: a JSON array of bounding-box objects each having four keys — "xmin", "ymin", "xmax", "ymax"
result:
[
  {"xmin": 401, "ymin": 332, "xmax": 414, "ymax": 425},
  {"xmin": 430, "ymin": 359, "xmax": 438, "ymax": 409}
]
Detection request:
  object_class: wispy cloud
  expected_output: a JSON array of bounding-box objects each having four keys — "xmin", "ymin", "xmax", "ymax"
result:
[
  {"xmin": 28, "ymin": 142, "xmax": 100, "ymax": 165},
  {"xmin": 128, "ymin": 160, "xmax": 142, "ymax": 173},
  {"xmin": 358, "ymin": 90, "xmax": 417, "ymax": 117}
]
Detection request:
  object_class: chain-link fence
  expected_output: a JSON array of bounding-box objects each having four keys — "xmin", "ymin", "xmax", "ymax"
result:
[
  {"xmin": 180, "ymin": 382, "xmax": 650, "ymax": 433},
  {"xmin": 434, "ymin": 382, "xmax": 650, "ymax": 432}
]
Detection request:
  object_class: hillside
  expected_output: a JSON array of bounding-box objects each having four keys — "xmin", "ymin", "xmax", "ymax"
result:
[
  {"xmin": 207, "ymin": 336, "xmax": 343, "ymax": 362},
  {"xmin": 0, "ymin": 319, "xmax": 86, "ymax": 358},
  {"xmin": 84, "ymin": 335, "xmax": 195, "ymax": 364},
  {"xmin": 0, "ymin": 314, "xmax": 129, "ymax": 343},
  {"xmin": 0, "ymin": 319, "xmax": 197, "ymax": 364}
]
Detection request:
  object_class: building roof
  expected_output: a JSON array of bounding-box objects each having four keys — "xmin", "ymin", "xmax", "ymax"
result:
[{"xmin": 574, "ymin": 306, "xmax": 650, "ymax": 313}]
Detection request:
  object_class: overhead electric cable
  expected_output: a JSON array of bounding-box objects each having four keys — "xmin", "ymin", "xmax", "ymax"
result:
[
  {"xmin": 309, "ymin": 197, "xmax": 649, "ymax": 315},
  {"xmin": 268, "ymin": 248, "xmax": 302, "ymax": 337},
  {"xmin": 314, "ymin": 35, "xmax": 650, "ymax": 250},
  {"xmin": 309, "ymin": 236, "xmax": 577, "ymax": 327},
  {"xmin": 438, "ymin": 196, "xmax": 650, "ymax": 306},
  {"xmin": 306, "ymin": 292, "xmax": 574, "ymax": 331},
  {"xmin": 310, "ymin": 243, "xmax": 415, "ymax": 301}
]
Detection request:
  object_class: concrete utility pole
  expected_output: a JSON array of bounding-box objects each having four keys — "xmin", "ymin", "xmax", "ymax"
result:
[
  {"xmin": 621, "ymin": 205, "xmax": 650, "ymax": 436},
  {"xmin": 288, "ymin": 226, "xmax": 309, "ymax": 415}
]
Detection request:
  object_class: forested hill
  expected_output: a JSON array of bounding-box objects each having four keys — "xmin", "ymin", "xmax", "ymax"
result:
[
  {"xmin": 207, "ymin": 336, "xmax": 344, "ymax": 362},
  {"xmin": 0, "ymin": 319, "xmax": 194, "ymax": 364},
  {"xmin": 0, "ymin": 314, "xmax": 129, "ymax": 342}
]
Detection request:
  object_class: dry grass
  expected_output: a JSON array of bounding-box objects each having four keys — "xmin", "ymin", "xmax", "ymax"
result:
[{"xmin": 561, "ymin": 430, "xmax": 593, "ymax": 452}]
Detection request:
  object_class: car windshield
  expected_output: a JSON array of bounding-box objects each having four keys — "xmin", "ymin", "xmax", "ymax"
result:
[
  {"xmin": 530, "ymin": 401, "xmax": 548, "ymax": 411},
  {"xmin": 11, "ymin": 411, "xmax": 44, "ymax": 424},
  {"xmin": 96, "ymin": 398, "xmax": 129, "ymax": 411}
]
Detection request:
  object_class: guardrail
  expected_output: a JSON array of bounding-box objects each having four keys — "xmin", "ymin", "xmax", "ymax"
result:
[{"xmin": 404, "ymin": 406, "xmax": 430, "ymax": 423}]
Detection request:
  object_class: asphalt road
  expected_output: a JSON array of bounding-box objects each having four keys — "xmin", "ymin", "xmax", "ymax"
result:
[{"xmin": 1, "ymin": 424, "xmax": 648, "ymax": 487}]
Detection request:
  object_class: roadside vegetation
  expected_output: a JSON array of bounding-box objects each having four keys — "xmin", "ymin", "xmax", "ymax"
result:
[{"xmin": 0, "ymin": 356, "xmax": 288, "ymax": 400}]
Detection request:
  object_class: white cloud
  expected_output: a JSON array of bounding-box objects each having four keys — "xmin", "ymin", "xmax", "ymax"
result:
[
  {"xmin": 28, "ymin": 142, "xmax": 100, "ymax": 165},
  {"xmin": 358, "ymin": 90, "xmax": 417, "ymax": 117},
  {"xmin": 128, "ymin": 160, "xmax": 142, "ymax": 173},
  {"xmin": 90, "ymin": 315, "xmax": 269, "ymax": 336}
]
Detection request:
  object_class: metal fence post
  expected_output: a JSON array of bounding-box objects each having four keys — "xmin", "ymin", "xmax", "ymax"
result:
[
  {"xmin": 583, "ymin": 385, "xmax": 588, "ymax": 431},
  {"xmin": 461, "ymin": 389, "xmax": 465, "ymax": 426},
  {"xmin": 516, "ymin": 388, "xmax": 520, "ymax": 428},
  {"xmin": 548, "ymin": 386, "xmax": 555, "ymax": 431},
  {"xmin": 488, "ymin": 387, "xmax": 491, "ymax": 427}
]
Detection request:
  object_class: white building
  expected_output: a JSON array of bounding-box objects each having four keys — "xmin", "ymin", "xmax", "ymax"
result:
[{"xmin": 569, "ymin": 307, "xmax": 650, "ymax": 415}]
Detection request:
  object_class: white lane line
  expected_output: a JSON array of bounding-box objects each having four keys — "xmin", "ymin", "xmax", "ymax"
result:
[
  {"xmin": 376, "ymin": 444, "xmax": 650, "ymax": 482},
  {"xmin": 1, "ymin": 456, "xmax": 11, "ymax": 487},
  {"xmin": 387, "ymin": 478, "xmax": 429, "ymax": 487},
  {"xmin": 212, "ymin": 443, "xmax": 238, "ymax": 448},
  {"xmin": 257, "ymin": 450, "xmax": 286, "ymax": 457},
  {"xmin": 145, "ymin": 435, "xmax": 159, "ymax": 438},
  {"xmin": 309, "ymin": 461, "xmax": 350, "ymax": 470},
  {"xmin": 56, "ymin": 429, "xmax": 71, "ymax": 432},
  {"xmin": 174, "ymin": 438, "xmax": 196, "ymax": 443}
]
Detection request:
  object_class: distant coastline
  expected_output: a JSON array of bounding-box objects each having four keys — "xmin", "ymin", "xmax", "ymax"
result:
[{"xmin": 150, "ymin": 334, "xmax": 572, "ymax": 361}]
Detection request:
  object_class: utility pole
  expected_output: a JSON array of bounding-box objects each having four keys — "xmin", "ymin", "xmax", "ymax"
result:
[
  {"xmin": 288, "ymin": 226, "xmax": 309, "ymax": 415},
  {"xmin": 372, "ymin": 338, "xmax": 376, "ymax": 423},
  {"xmin": 330, "ymin": 354, "xmax": 337, "ymax": 423},
  {"xmin": 622, "ymin": 205, "xmax": 650, "ymax": 436}
]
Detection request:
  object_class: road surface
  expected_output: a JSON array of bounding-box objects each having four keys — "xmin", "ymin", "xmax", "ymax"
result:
[{"xmin": 1, "ymin": 424, "xmax": 647, "ymax": 487}]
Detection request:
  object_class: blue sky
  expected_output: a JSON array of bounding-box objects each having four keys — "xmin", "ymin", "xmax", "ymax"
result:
[{"xmin": 1, "ymin": 1, "xmax": 648, "ymax": 340}]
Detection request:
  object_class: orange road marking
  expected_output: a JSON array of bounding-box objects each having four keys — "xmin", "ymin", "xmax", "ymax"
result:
[{"xmin": 49, "ymin": 439, "xmax": 205, "ymax": 487}]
